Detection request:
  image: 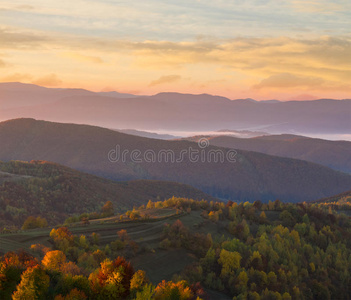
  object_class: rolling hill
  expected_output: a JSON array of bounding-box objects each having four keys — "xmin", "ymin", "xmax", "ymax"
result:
[
  {"xmin": 182, "ymin": 134, "xmax": 351, "ymax": 173},
  {"xmin": 0, "ymin": 118, "xmax": 350, "ymax": 203},
  {"xmin": 0, "ymin": 82, "xmax": 350, "ymax": 135},
  {"xmin": 0, "ymin": 160, "xmax": 215, "ymax": 229},
  {"xmin": 313, "ymin": 190, "xmax": 351, "ymax": 204}
]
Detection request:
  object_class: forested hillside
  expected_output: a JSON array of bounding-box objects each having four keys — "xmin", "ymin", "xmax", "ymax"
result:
[
  {"xmin": 0, "ymin": 160, "xmax": 215, "ymax": 230},
  {"xmin": 1, "ymin": 198, "xmax": 350, "ymax": 299},
  {"xmin": 313, "ymin": 191, "xmax": 351, "ymax": 213}
]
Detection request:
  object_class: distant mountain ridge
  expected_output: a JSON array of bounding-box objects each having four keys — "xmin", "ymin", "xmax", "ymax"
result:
[
  {"xmin": 0, "ymin": 82, "xmax": 350, "ymax": 135},
  {"xmin": 0, "ymin": 118, "xmax": 350, "ymax": 203},
  {"xmin": 115, "ymin": 129, "xmax": 180, "ymax": 140},
  {"xmin": 183, "ymin": 134, "xmax": 351, "ymax": 174}
]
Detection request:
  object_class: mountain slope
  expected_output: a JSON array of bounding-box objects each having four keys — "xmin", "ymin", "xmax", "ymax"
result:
[
  {"xmin": 184, "ymin": 134, "xmax": 351, "ymax": 173},
  {"xmin": 0, "ymin": 82, "xmax": 95, "ymax": 109},
  {"xmin": 0, "ymin": 118, "xmax": 350, "ymax": 203},
  {"xmin": 313, "ymin": 190, "xmax": 351, "ymax": 204},
  {"xmin": 115, "ymin": 129, "xmax": 180, "ymax": 140},
  {"xmin": 0, "ymin": 82, "xmax": 350, "ymax": 134},
  {"xmin": 0, "ymin": 160, "xmax": 215, "ymax": 228}
]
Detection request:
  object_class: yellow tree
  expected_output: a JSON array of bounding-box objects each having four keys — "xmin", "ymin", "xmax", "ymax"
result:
[
  {"xmin": 42, "ymin": 250, "xmax": 66, "ymax": 272},
  {"xmin": 130, "ymin": 270, "xmax": 149, "ymax": 294},
  {"xmin": 101, "ymin": 201, "xmax": 114, "ymax": 216},
  {"xmin": 218, "ymin": 249, "xmax": 241, "ymax": 278},
  {"xmin": 13, "ymin": 265, "xmax": 50, "ymax": 300},
  {"xmin": 89, "ymin": 257, "xmax": 135, "ymax": 299},
  {"xmin": 154, "ymin": 280, "xmax": 193, "ymax": 300}
]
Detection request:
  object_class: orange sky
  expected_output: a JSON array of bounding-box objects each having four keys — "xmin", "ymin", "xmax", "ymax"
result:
[{"xmin": 0, "ymin": 1, "xmax": 350, "ymax": 100}]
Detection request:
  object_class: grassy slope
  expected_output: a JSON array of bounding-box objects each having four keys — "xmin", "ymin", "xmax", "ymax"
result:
[{"xmin": 0, "ymin": 209, "xmax": 229, "ymax": 284}]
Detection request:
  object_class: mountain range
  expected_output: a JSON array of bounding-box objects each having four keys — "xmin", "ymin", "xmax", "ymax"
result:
[
  {"xmin": 0, "ymin": 118, "xmax": 350, "ymax": 203},
  {"xmin": 0, "ymin": 82, "xmax": 350, "ymax": 135}
]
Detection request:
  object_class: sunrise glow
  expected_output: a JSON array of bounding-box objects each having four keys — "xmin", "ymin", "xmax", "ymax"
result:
[{"xmin": 1, "ymin": 0, "xmax": 350, "ymax": 100}]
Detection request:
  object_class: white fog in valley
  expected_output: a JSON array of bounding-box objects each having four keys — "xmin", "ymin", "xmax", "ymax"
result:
[{"xmin": 140, "ymin": 130, "xmax": 351, "ymax": 142}]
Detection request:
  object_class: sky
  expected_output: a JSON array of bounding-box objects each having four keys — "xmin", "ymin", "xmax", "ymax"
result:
[{"xmin": 0, "ymin": 0, "xmax": 351, "ymax": 100}]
